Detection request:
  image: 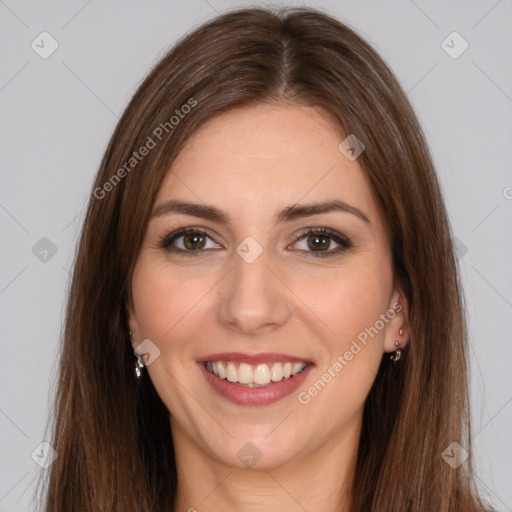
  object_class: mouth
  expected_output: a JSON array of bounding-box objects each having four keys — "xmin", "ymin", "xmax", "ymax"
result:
[
  {"xmin": 197, "ymin": 352, "xmax": 315, "ymax": 406},
  {"xmin": 204, "ymin": 360, "xmax": 310, "ymax": 387}
]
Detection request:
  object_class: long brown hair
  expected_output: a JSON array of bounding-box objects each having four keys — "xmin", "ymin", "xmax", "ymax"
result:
[{"xmin": 41, "ymin": 7, "xmax": 487, "ymax": 511}]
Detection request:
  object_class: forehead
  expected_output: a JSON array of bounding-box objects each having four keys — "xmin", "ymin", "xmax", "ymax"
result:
[{"xmin": 155, "ymin": 103, "xmax": 380, "ymax": 227}]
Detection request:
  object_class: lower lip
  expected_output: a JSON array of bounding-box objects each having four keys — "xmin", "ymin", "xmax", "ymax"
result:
[{"xmin": 198, "ymin": 362, "xmax": 314, "ymax": 406}]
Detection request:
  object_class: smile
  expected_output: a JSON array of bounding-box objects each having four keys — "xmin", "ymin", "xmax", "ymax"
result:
[
  {"xmin": 205, "ymin": 360, "xmax": 309, "ymax": 387},
  {"xmin": 198, "ymin": 353, "xmax": 315, "ymax": 406}
]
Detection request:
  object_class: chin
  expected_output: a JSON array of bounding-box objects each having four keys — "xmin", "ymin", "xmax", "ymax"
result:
[{"xmin": 208, "ymin": 429, "xmax": 307, "ymax": 471}]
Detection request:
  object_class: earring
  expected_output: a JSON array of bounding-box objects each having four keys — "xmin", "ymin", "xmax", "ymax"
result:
[
  {"xmin": 390, "ymin": 328, "xmax": 403, "ymax": 364},
  {"xmin": 129, "ymin": 331, "xmax": 145, "ymax": 379}
]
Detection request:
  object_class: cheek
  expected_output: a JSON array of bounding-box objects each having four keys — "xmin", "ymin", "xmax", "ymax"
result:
[
  {"xmin": 297, "ymin": 259, "xmax": 392, "ymax": 346},
  {"xmin": 332, "ymin": 265, "xmax": 392, "ymax": 372},
  {"xmin": 131, "ymin": 259, "xmax": 197, "ymax": 340},
  {"xmin": 297, "ymin": 274, "xmax": 391, "ymax": 420},
  {"xmin": 336, "ymin": 281, "xmax": 388, "ymax": 340},
  {"xmin": 132, "ymin": 265, "xmax": 170, "ymax": 337}
]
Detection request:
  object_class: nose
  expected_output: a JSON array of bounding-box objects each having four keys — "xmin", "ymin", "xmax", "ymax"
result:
[{"xmin": 217, "ymin": 247, "xmax": 292, "ymax": 336}]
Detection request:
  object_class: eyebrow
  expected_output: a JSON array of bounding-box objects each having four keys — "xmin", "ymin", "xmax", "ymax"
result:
[{"xmin": 151, "ymin": 199, "xmax": 371, "ymax": 225}]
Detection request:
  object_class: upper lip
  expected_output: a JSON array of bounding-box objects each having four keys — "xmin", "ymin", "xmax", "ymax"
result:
[{"xmin": 198, "ymin": 352, "xmax": 313, "ymax": 366}]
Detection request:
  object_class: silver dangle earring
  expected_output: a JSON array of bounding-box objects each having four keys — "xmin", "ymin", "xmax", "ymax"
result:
[
  {"xmin": 129, "ymin": 331, "xmax": 145, "ymax": 379},
  {"xmin": 390, "ymin": 328, "xmax": 403, "ymax": 364}
]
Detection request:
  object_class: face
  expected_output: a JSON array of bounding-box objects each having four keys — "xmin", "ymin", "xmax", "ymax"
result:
[{"xmin": 128, "ymin": 102, "xmax": 408, "ymax": 471}]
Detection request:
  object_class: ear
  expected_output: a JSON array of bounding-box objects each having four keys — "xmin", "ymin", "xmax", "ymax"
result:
[
  {"xmin": 126, "ymin": 292, "xmax": 141, "ymax": 346},
  {"xmin": 382, "ymin": 286, "xmax": 410, "ymax": 353}
]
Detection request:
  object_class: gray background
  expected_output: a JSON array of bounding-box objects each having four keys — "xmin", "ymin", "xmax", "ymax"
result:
[{"xmin": 1, "ymin": 1, "xmax": 511, "ymax": 510}]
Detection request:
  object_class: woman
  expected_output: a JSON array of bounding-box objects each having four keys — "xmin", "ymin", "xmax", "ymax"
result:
[{"xmin": 42, "ymin": 7, "xmax": 489, "ymax": 511}]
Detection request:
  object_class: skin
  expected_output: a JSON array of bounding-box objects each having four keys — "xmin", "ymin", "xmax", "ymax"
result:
[{"xmin": 127, "ymin": 102, "xmax": 409, "ymax": 512}]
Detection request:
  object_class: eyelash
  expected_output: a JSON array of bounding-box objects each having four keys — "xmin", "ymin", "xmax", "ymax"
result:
[{"xmin": 158, "ymin": 226, "xmax": 352, "ymax": 259}]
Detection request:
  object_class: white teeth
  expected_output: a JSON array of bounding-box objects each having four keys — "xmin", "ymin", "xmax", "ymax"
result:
[
  {"xmin": 205, "ymin": 360, "xmax": 308, "ymax": 386},
  {"xmin": 270, "ymin": 362, "xmax": 283, "ymax": 381},
  {"xmin": 292, "ymin": 362, "xmax": 304, "ymax": 374},
  {"xmin": 238, "ymin": 363, "xmax": 253, "ymax": 384},
  {"xmin": 217, "ymin": 361, "xmax": 226, "ymax": 379},
  {"xmin": 226, "ymin": 362, "xmax": 238, "ymax": 382},
  {"xmin": 254, "ymin": 364, "xmax": 271, "ymax": 385}
]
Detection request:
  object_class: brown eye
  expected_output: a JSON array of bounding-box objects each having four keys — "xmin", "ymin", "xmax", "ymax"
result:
[
  {"xmin": 292, "ymin": 228, "xmax": 352, "ymax": 258},
  {"xmin": 159, "ymin": 227, "xmax": 221, "ymax": 256},
  {"xmin": 307, "ymin": 234, "xmax": 330, "ymax": 251},
  {"xmin": 183, "ymin": 232, "xmax": 206, "ymax": 250}
]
